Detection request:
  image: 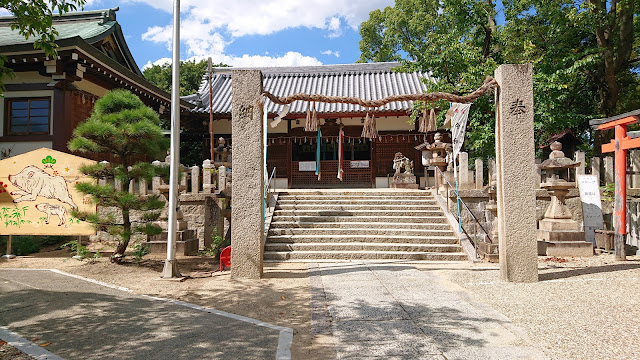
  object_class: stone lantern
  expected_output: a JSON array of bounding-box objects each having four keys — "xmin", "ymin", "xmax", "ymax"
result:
[{"xmin": 537, "ymin": 141, "xmax": 593, "ymax": 256}]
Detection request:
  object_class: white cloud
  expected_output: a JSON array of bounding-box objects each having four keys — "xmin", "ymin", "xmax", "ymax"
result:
[
  {"xmin": 321, "ymin": 50, "xmax": 340, "ymax": 58},
  {"xmin": 326, "ymin": 16, "xmax": 342, "ymax": 38},
  {"xmin": 142, "ymin": 57, "xmax": 171, "ymax": 70},
  {"xmin": 134, "ymin": 0, "xmax": 392, "ymax": 37},
  {"xmin": 144, "ymin": 51, "xmax": 322, "ymax": 70},
  {"xmin": 0, "ymin": 8, "xmax": 10, "ymax": 16},
  {"xmin": 137, "ymin": 0, "xmax": 392, "ymax": 69}
]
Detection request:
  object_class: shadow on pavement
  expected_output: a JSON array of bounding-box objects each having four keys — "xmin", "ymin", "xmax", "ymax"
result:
[
  {"xmin": 0, "ymin": 276, "xmax": 279, "ymax": 360},
  {"xmin": 539, "ymin": 262, "xmax": 640, "ymax": 281}
]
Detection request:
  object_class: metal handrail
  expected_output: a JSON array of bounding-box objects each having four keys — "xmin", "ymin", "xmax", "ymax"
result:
[
  {"xmin": 265, "ymin": 167, "xmax": 277, "ymax": 196},
  {"xmin": 434, "ymin": 166, "xmax": 490, "ymax": 258},
  {"xmin": 264, "ymin": 167, "xmax": 277, "ymax": 232}
]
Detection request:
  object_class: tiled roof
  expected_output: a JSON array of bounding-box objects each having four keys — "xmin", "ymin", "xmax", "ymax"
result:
[
  {"xmin": 187, "ymin": 62, "xmax": 433, "ymax": 116},
  {"xmin": 0, "ymin": 8, "xmax": 118, "ymax": 47}
]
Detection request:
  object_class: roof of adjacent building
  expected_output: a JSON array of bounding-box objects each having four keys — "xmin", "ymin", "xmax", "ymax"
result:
[
  {"xmin": 184, "ymin": 62, "xmax": 433, "ymax": 116},
  {"xmin": 0, "ymin": 7, "xmax": 141, "ymax": 76}
]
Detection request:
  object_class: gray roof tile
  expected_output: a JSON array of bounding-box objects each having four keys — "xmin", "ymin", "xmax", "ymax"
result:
[{"xmin": 187, "ymin": 62, "xmax": 433, "ymax": 115}]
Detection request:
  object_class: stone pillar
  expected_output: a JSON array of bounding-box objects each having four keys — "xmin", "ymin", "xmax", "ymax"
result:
[
  {"xmin": 219, "ymin": 165, "xmax": 227, "ymax": 192},
  {"xmin": 202, "ymin": 160, "xmax": 213, "ymax": 194},
  {"xmin": 139, "ymin": 179, "xmax": 147, "ymax": 196},
  {"xmin": 488, "ymin": 158, "xmax": 496, "ymax": 181},
  {"xmin": 494, "ymin": 64, "xmax": 538, "ymax": 283},
  {"xmin": 475, "ymin": 158, "xmax": 484, "ymax": 189},
  {"xmin": 99, "ymin": 161, "xmax": 109, "ymax": 186},
  {"xmin": 575, "ymin": 151, "xmax": 586, "ymax": 177},
  {"xmin": 631, "ymin": 150, "xmax": 640, "ymax": 188},
  {"xmin": 191, "ymin": 166, "xmax": 200, "ymax": 194},
  {"xmin": 180, "ymin": 166, "xmax": 188, "ymax": 192},
  {"xmin": 151, "ymin": 160, "xmax": 162, "ymax": 194},
  {"xmin": 230, "ymin": 70, "xmax": 264, "ymax": 279},
  {"xmin": 458, "ymin": 152, "xmax": 471, "ymax": 187},
  {"xmin": 534, "ymin": 158, "xmax": 541, "ymax": 188},
  {"xmin": 604, "ymin": 156, "xmax": 614, "ymax": 185},
  {"xmin": 591, "ymin": 157, "xmax": 601, "ymax": 185},
  {"xmin": 128, "ymin": 166, "xmax": 135, "ymax": 193}
]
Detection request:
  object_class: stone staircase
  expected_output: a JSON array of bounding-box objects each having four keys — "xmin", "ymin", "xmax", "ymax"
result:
[{"xmin": 264, "ymin": 189, "xmax": 467, "ymax": 261}]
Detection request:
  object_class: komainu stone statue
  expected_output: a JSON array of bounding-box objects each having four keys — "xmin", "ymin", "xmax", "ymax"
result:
[
  {"xmin": 391, "ymin": 152, "xmax": 418, "ymax": 189},
  {"xmin": 393, "ymin": 152, "xmax": 414, "ymax": 175}
]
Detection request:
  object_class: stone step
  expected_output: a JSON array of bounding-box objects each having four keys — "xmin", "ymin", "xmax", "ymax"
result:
[
  {"xmin": 276, "ymin": 198, "xmax": 438, "ymax": 205},
  {"xmin": 278, "ymin": 193, "xmax": 435, "ymax": 201},
  {"xmin": 278, "ymin": 191, "xmax": 431, "ymax": 197},
  {"xmin": 269, "ymin": 221, "xmax": 451, "ymax": 230},
  {"xmin": 271, "ymin": 215, "xmax": 448, "ymax": 224},
  {"xmin": 275, "ymin": 204, "xmax": 441, "ymax": 211},
  {"xmin": 266, "ymin": 234, "xmax": 459, "ymax": 244},
  {"xmin": 263, "ymin": 250, "xmax": 468, "ymax": 261},
  {"xmin": 273, "ymin": 209, "xmax": 443, "ymax": 217},
  {"xmin": 265, "ymin": 242, "xmax": 462, "ymax": 253},
  {"xmin": 267, "ymin": 227, "xmax": 455, "ymax": 237}
]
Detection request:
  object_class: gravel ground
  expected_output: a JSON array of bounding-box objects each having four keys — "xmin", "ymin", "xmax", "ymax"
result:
[
  {"xmin": 438, "ymin": 254, "xmax": 640, "ymax": 360},
  {"xmin": 0, "ymin": 340, "xmax": 32, "ymax": 360}
]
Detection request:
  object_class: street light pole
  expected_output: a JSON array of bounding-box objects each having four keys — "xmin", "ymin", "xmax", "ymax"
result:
[{"xmin": 162, "ymin": 0, "xmax": 181, "ymax": 278}]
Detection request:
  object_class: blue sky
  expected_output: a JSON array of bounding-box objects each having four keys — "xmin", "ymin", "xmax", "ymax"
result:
[{"xmin": 71, "ymin": 0, "xmax": 396, "ymax": 70}]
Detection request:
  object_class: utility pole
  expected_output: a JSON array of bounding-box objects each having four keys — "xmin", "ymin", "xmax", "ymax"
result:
[{"xmin": 162, "ymin": 0, "xmax": 181, "ymax": 278}]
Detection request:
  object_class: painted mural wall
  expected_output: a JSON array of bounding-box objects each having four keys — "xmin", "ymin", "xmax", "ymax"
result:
[{"xmin": 0, "ymin": 148, "xmax": 96, "ymax": 235}]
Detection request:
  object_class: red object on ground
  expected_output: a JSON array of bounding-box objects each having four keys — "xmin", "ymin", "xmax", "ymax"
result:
[{"xmin": 219, "ymin": 246, "xmax": 231, "ymax": 271}]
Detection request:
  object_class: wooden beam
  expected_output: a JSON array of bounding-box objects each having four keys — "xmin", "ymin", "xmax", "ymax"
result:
[{"xmin": 597, "ymin": 116, "xmax": 639, "ymax": 130}]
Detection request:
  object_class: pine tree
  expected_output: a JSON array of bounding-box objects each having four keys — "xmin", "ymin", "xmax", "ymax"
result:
[{"xmin": 68, "ymin": 89, "xmax": 170, "ymax": 263}]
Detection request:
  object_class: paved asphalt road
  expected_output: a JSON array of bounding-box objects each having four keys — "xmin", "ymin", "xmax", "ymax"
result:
[{"xmin": 0, "ymin": 269, "xmax": 289, "ymax": 360}]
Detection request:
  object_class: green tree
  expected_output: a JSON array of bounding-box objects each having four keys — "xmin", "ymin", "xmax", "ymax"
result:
[
  {"xmin": 143, "ymin": 59, "xmax": 228, "ymax": 96},
  {"xmin": 143, "ymin": 59, "xmax": 229, "ymax": 166},
  {"xmin": 359, "ymin": 0, "xmax": 499, "ymax": 159},
  {"xmin": 0, "ymin": 0, "xmax": 86, "ymax": 91},
  {"xmin": 359, "ymin": 0, "xmax": 640, "ymax": 158},
  {"xmin": 68, "ymin": 89, "xmax": 169, "ymax": 263}
]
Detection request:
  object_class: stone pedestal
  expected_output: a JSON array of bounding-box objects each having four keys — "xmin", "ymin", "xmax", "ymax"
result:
[
  {"xmin": 146, "ymin": 185, "xmax": 198, "ymax": 256},
  {"xmin": 537, "ymin": 218, "xmax": 591, "ymax": 257},
  {"xmin": 391, "ymin": 173, "xmax": 419, "ymax": 189}
]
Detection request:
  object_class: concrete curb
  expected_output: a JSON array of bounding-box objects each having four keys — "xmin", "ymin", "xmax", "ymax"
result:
[
  {"xmin": 1, "ymin": 268, "xmax": 293, "ymax": 360},
  {"xmin": 0, "ymin": 326, "xmax": 64, "ymax": 360}
]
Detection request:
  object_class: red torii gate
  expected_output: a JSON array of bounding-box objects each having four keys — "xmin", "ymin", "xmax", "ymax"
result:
[{"xmin": 591, "ymin": 110, "xmax": 640, "ymax": 260}]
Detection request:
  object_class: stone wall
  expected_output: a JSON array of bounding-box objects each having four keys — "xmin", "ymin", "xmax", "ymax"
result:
[
  {"xmin": 90, "ymin": 193, "xmax": 224, "ymax": 250},
  {"xmin": 180, "ymin": 193, "xmax": 224, "ymax": 249}
]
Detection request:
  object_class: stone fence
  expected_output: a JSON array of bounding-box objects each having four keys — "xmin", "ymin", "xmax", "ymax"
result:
[
  {"xmin": 92, "ymin": 158, "xmax": 230, "ymax": 250},
  {"xmin": 441, "ymin": 151, "xmax": 640, "ymax": 258},
  {"xmin": 447, "ymin": 150, "xmax": 640, "ymax": 190}
]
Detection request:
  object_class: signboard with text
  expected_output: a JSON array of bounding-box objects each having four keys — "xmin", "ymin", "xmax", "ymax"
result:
[
  {"xmin": 578, "ymin": 175, "xmax": 604, "ymax": 244},
  {"xmin": 0, "ymin": 148, "xmax": 96, "ymax": 235}
]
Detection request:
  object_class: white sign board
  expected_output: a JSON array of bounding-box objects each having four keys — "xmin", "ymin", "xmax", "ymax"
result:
[
  {"xmin": 350, "ymin": 161, "xmax": 370, "ymax": 169},
  {"xmin": 298, "ymin": 161, "xmax": 316, "ymax": 172},
  {"xmin": 578, "ymin": 175, "xmax": 604, "ymax": 245}
]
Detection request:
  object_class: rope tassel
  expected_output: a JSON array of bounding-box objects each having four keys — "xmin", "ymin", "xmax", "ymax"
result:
[
  {"xmin": 427, "ymin": 108, "xmax": 437, "ymax": 132},
  {"xmin": 419, "ymin": 108, "xmax": 428, "ymax": 133},
  {"xmin": 305, "ymin": 102, "xmax": 318, "ymax": 132},
  {"xmin": 361, "ymin": 110, "xmax": 378, "ymax": 139}
]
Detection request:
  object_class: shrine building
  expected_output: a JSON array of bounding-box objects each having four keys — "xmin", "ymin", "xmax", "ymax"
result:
[
  {"xmin": 183, "ymin": 62, "xmax": 449, "ymax": 189},
  {"xmin": 0, "ymin": 7, "xmax": 191, "ymax": 160}
]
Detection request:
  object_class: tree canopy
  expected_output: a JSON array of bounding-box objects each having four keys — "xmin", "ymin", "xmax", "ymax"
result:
[
  {"xmin": 359, "ymin": 0, "xmax": 640, "ymax": 158},
  {"xmin": 0, "ymin": 0, "xmax": 86, "ymax": 91},
  {"xmin": 68, "ymin": 89, "xmax": 169, "ymax": 262},
  {"xmin": 143, "ymin": 59, "xmax": 228, "ymax": 97}
]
